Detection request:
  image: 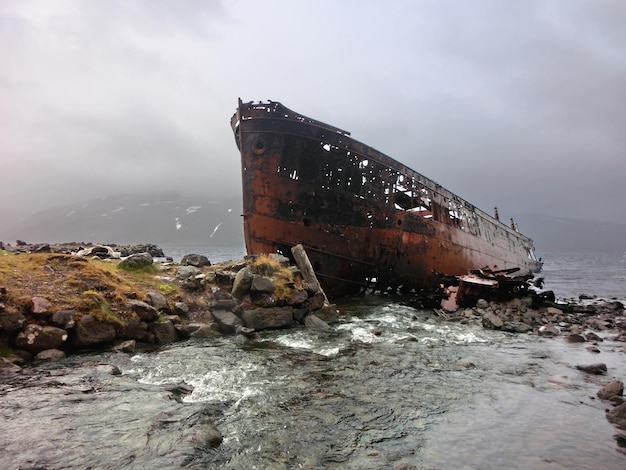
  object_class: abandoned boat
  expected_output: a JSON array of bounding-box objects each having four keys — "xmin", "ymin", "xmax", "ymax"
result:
[{"xmin": 231, "ymin": 99, "xmax": 542, "ymax": 296}]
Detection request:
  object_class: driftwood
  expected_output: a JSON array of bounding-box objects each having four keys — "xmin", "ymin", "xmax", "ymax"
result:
[{"xmin": 291, "ymin": 244, "xmax": 329, "ymax": 305}]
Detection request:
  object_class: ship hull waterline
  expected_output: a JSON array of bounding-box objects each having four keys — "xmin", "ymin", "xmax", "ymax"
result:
[{"xmin": 232, "ymin": 100, "xmax": 541, "ymax": 297}]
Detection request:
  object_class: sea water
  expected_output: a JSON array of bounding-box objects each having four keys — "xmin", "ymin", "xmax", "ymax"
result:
[{"xmin": 1, "ymin": 251, "xmax": 625, "ymax": 469}]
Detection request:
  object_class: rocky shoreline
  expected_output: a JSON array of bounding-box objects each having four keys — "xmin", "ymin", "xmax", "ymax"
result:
[{"xmin": 1, "ymin": 241, "xmax": 625, "ymax": 450}]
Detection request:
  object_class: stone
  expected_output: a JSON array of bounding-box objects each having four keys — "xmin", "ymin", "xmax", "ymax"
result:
[
  {"xmin": 118, "ymin": 252, "xmax": 153, "ymax": 269},
  {"xmin": 0, "ymin": 312, "xmax": 26, "ymax": 332},
  {"xmin": 126, "ymin": 300, "xmax": 159, "ymax": 322},
  {"xmin": 231, "ymin": 267, "xmax": 254, "ymax": 299},
  {"xmin": 146, "ymin": 291, "xmax": 168, "ymax": 311},
  {"xmin": 546, "ymin": 306, "xmax": 563, "ymax": 316},
  {"xmin": 176, "ymin": 265, "xmax": 202, "ymax": 280},
  {"xmin": 482, "ymin": 311, "xmax": 503, "ymax": 330},
  {"xmin": 538, "ymin": 324, "xmax": 561, "ymax": 337},
  {"xmin": 476, "ymin": 299, "xmax": 489, "ymax": 309},
  {"xmin": 35, "ymin": 349, "xmax": 66, "ymax": 361},
  {"xmin": 14, "ymin": 324, "xmax": 68, "ymax": 353},
  {"xmin": 214, "ymin": 270, "xmax": 236, "ymax": 286},
  {"xmin": 241, "ymin": 307, "xmax": 294, "ymax": 330},
  {"xmin": 211, "ymin": 309, "xmax": 243, "ymax": 334},
  {"xmin": 607, "ymin": 402, "xmax": 626, "ymax": 430},
  {"xmin": 250, "ymin": 275, "xmax": 275, "ymax": 294},
  {"xmin": 286, "ymin": 288, "xmax": 309, "ymax": 306},
  {"xmin": 31, "ymin": 296, "xmax": 52, "ymax": 314},
  {"xmin": 566, "ymin": 333, "xmax": 586, "ymax": 343},
  {"xmin": 72, "ymin": 314, "xmax": 116, "ymax": 348},
  {"xmin": 189, "ymin": 323, "xmax": 220, "ymax": 338},
  {"xmin": 575, "ymin": 363, "xmax": 607, "ymax": 375},
  {"xmin": 148, "ymin": 321, "xmax": 178, "ymax": 344},
  {"xmin": 116, "ymin": 317, "xmax": 151, "ymax": 342},
  {"xmin": 304, "ymin": 314, "xmax": 331, "ymax": 332},
  {"xmin": 188, "ymin": 310, "xmax": 215, "ymax": 323},
  {"xmin": 315, "ymin": 304, "xmax": 339, "ymax": 324},
  {"xmin": 173, "ymin": 302, "xmax": 189, "ymax": 315},
  {"xmin": 51, "ymin": 310, "xmax": 77, "ymax": 329},
  {"xmin": 112, "ymin": 340, "xmax": 136, "ymax": 353},
  {"xmin": 585, "ymin": 331, "xmax": 604, "ymax": 342},
  {"xmin": 501, "ymin": 322, "xmax": 533, "ymax": 334},
  {"xmin": 598, "ymin": 380, "xmax": 624, "ymax": 400},
  {"xmin": 181, "ymin": 253, "xmax": 211, "ymax": 267}
]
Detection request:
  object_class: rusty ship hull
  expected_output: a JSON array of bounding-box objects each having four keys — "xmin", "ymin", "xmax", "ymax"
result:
[{"xmin": 231, "ymin": 100, "xmax": 541, "ymax": 296}]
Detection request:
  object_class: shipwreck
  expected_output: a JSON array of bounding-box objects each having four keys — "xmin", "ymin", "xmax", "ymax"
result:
[{"xmin": 231, "ymin": 99, "xmax": 542, "ymax": 297}]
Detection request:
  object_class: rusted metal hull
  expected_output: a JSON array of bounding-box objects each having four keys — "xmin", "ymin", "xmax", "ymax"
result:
[{"xmin": 231, "ymin": 100, "xmax": 542, "ymax": 296}]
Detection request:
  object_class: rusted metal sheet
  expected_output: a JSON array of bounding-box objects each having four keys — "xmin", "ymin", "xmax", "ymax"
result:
[{"xmin": 231, "ymin": 99, "xmax": 542, "ymax": 297}]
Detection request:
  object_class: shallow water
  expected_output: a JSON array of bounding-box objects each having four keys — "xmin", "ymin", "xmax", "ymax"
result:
[{"xmin": 1, "ymin": 297, "xmax": 624, "ymax": 469}]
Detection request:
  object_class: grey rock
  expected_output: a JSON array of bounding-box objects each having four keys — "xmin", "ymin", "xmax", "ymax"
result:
[
  {"xmin": 72, "ymin": 314, "xmax": 116, "ymax": 348},
  {"xmin": 181, "ymin": 254, "xmax": 211, "ymax": 267},
  {"xmin": 501, "ymin": 321, "xmax": 533, "ymax": 334},
  {"xmin": 176, "ymin": 265, "xmax": 202, "ymax": 280},
  {"xmin": 482, "ymin": 312, "xmax": 503, "ymax": 330},
  {"xmin": 14, "ymin": 324, "xmax": 68, "ymax": 353},
  {"xmin": 538, "ymin": 324, "xmax": 561, "ymax": 337},
  {"xmin": 146, "ymin": 291, "xmax": 168, "ymax": 311},
  {"xmin": 126, "ymin": 300, "xmax": 159, "ymax": 322},
  {"xmin": 112, "ymin": 340, "xmax": 136, "ymax": 353},
  {"xmin": 211, "ymin": 309, "xmax": 243, "ymax": 334},
  {"xmin": 250, "ymin": 275, "xmax": 276, "ymax": 294},
  {"xmin": 575, "ymin": 363, "xmax": 607, "ymax": 375},
  {"xmin": 35, "ymin": 349, "xmax": 66, "ymax": 361},
  {"xmin": 174, "ymin": 302, "xmax": 189, "ymax": 315},
  {"xmin": 304, "ymin": 314, "xmax": 331, "ymax": 332},
  {"xmin": 241, "ymin": 307, "xmax": 293, "ymax": 330},
  {"xmin": 51, "ymin": 310, "xmax": 77, "ymax": 329},
  {"xmin": 0, "ymin": 312, "xmax": 26, "ymax": 332},
  {"xmin": 598, "ymin": 380, "xmax": 624, "ymax": 400},
  {"xmin": 118, "ymin": 252, "xmax": 153, "ymax": 269},
  {"xmin": 148, "ymin": 321, "xmax": 178, "ymax": 344},
  {"xmin": 231, "ymin": 267, "xmax": 254, "ymax": 299}
]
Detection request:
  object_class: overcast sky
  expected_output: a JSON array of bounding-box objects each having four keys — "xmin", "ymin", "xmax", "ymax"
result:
[{"xmin": 1, "ymin": 0, "xmax": 625, "ymax": 228}]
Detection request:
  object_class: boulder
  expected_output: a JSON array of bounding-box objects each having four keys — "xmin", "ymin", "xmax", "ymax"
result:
[
  {"xmin": 0, "ymin": 312, "xmax": 26, "ymax": 332},
  {"xmin": 116, "ymin": 316, "xmax": 151, "ymax": 342},
  {"xmin": 575, "ymin": 363, "xmax": 607, "ymax": 375},
  {"xmin": 176, "ymin": 265, "xmax": 202, "ymax": 280},
  {"xmin": 304, "ymin": 314, "xmax": 331, "ymax": 332},
  {"xmin": 241, "ymin": 307, "xmax": 294, "ymax": 330},
  {"xmin": 173, "ymin": 302, "xmax": 189, "ymax": 316},
  {"xmin": 72, "ymin": 314, "xmax": 116, "ymax": 348},
  {"xmin": 112, "ymin": 340, "xmax": 136, "ymax": 353},
  {"xmin": 250, "ymin": 275, "xmax": 275, "ymax": 294},
  {"xmin": 35, "ymin": 349, "xmax": 66, "ymax": 361},
  {"xmin": 126, "ymin": 300, "xmax": 159, "ymax": 322},
  {"xmin": 31, "ymin": 296, "xmax": 52, "ymax": 314},
  {"xmin": 482, "ymin": 311, "xmax": 503, "ymax": 330},
  {"xmin": 214, "ymin": 270, "xmax": 236, "ymax": 287},
  {"xmin": 211, "ymin": 309, "xmax": 243, "ymax": 334},
  {"xmin": 148, "ymin": 321, "xmax": 178, "ymax": 344},
  {"xmin": 286, "ymin": 288, "xmax": 309, "ymax": 306},
  {"xmin": 607, "ymin": 402, "xmax": 626, "ymax": 430},
  {"xmin": 538, "ymin": 324, "xmax": 561, "ymax": 337},
  {"xmin": 598, "ymin": 380, "xmax": 624, "ymax": 400},
  {"xmin": 118, "ymin": 252, "xmax": 153, "ymax": 269},
  {"xmin": 146, "ymin": 291, "xmax": 168, "ymax": 312},
  {"xmin": 14, "ymin": 324, "xmax": 68, "ymax": 353},
  {"xmin": 181, "ymin": 254, "xmax": 211, "ymax": 267},
  {"xmin": 501, "ymin": 322, "xmax": 533, "ymax": 334},
  {"xmin": 51, "ymin": 310, "xmax": 77, "ymax": 329},
  {"xmin": 566, "ymin": 333, "xmax": 586, "ymax": 343},
  {"xmin": 231, "ymin": 267, "xmax": 254, "ymax": 299}
]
